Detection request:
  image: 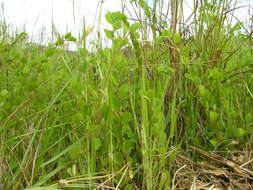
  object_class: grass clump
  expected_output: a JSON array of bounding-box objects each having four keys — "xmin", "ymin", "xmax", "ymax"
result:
[{"xmin": 0, "ymin": 0, "xmax": 253, "ymax": 189}]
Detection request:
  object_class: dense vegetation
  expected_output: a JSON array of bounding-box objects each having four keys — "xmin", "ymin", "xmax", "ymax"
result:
[{"xmin": 0, "ymin": 0, "xmax": 252, "ymax": 189}]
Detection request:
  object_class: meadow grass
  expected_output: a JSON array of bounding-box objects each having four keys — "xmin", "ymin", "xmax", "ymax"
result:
[{"xmin": 0, "ymin": 0, "xmax": 253, "ymax": 189}]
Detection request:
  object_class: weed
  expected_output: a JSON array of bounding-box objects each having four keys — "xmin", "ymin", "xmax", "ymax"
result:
[{"xmin": 0, "ymin": 0, "xmax": 253, "ymax": 189}]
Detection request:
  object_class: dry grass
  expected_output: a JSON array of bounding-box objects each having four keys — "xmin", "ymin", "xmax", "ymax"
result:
[{"xmin": 172, "ymin": 144, "xmax": 253, "ymax": 190}]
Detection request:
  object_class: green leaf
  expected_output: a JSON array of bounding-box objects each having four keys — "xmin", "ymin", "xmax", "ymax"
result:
[
  {"xmin": 210, "ymin": 111, "xmax": 219, "ymax": 121},
  {"xmin": 64, "ymin": 32, "xmax": 77, "ymax": 42},
  {"xmin": 119, "ymin": 84, "xmax": 129, "ymax": 98},
  {"xmin": 122, "ymin": 139, "xmax": 132, "ymax": 154},
  {"xmin": 55, "ymin": 38, "xmax": 64, "ymax": 46},
  {"xmin": 112, "ymin": 37, "xmax": 128, "ymax": 50},
  {"xmin": 114, "ymin": 152, "xmax": 123, "ymax": 165},
  {"xmin": 105, "ymin": 11, "xmax": 128, "ymax": 30},
  {"xmin": 125, "ymin": 184, "xmax": 134, "ymax": 190},
  {"xmin": 69, "ymin": 142, "xmax": 82, "ymax": 160},
  {"xmin": 1, "ymin": 89, "xmax": 8, "ymax": 96},
  {"xmin": 231, "ymin": 22, "xmax": 243, "ymax": 33},
  {"xmin": 113, "ymin": 125, "xmax": 122, "ymax": 138},
  {"xmin": 129, "ymin": 169, "xmax": 135, "ymax": 179},
  {"xmin": 40, "ymin": 140, "xmax": 82, "ymax": 168},
  {"xmin": 93, "ymin": 138, "xmax": 102, "ymax": 151},
  {"xmin": 245, "ymin": 113, "xmax": 252, "ymax": 123},
  {"xmin": 198, "ymin": 85, "xmax": 210, "ymax": 99},
  {"xmin": 129, "ymin": 23, "xmax": 141, "ymax": 33},
  {"xmin": 173, "ymin": 33, "xmax": 181, "ymax": 44},
  {"xmin": 234, "ymin": 128, "xmax": 245, "ymax": 137},
  {"xmin": 158, "ymin": 170, "xmax": 170, "ymax": 190},
  {"xmin": 45, "ymin": 48, "xmax": 56, "ymax": 57},
  {"xmin": 157, "ymin": 65, "xmax": 175, "ymax": 74},
  {"xmin": 138, "ymin": 0, "xmax": 151, "ymax": 17},
  {"xmin": 160, "ymin": 30, "xmax": 172, "ymax": 38},
  {"xmin": 122, "ymin": 112, "xmax": 132, "ymax": 123},
  {"xmin": 122, "ymin": 125, "xmax": 135, "ymax": 139},
  {"xmin": 104, "ymin": 29, "xmax": 114, "ymax": 39},
  {"xmin": 22, "ymin": 66, "xmax": 30, "ymax": 74},
  {"xmin": 208, "ymin": 69, "xmax": 223, "ymax": 80},
  {"xmin": 210, "ymin": 138, "xmax": 218, "ymax": 146},
  {"xmin": 64, "ymin": 32, "xmax": 72, "ymax": 39},
  {"xmin": 71, "ymin": 112, "xmax": 84, "ymax": 122},
  {"xmin": 132, "ymin": 32, "xmax": 140, "ymax": 39}
]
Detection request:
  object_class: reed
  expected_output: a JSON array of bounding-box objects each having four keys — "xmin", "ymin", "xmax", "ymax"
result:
[{"xmin": 0, "ymin": 0, "xmax": 252, "ymax": 189}]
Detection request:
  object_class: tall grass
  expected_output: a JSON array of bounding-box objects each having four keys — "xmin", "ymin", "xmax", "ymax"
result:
[{"xmin": 0, "ymin": 0, "xmax": 252, "ymax": 189}]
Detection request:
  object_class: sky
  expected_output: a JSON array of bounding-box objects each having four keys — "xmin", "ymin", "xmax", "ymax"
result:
[
  {"xmin": 0, "ymin": 0, "xmax": 123, "ymax": 43},
  {"xmin": 0, "ymin": 0, "xmax": 251, "ymax": 45}
]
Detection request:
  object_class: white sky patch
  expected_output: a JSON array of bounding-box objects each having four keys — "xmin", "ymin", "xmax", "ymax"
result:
[
  {"xmin": 0, "ymin": 0, "xmax": 251, "ymax": 46},
  {"xmin": 0, "ymin": 0, "xmax": 123, "ymax": 44}
]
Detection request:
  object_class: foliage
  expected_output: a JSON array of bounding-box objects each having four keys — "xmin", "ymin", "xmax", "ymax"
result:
[{"xmin": 0, "ymin": 0, "xmax": 252, "ymax": 189}]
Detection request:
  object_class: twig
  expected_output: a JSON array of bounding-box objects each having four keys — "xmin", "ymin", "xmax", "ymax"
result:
[
  {"xmin": 172, "ymin": 165, "xmax": 187, "ymax": 189},
  {"xmin": 221, "ymin": 69, "xmax": 253, "ymax": 83}
]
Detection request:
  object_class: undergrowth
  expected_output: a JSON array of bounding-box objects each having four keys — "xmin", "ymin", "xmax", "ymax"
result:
[{"xmin": 0, "ymin": 0, "xmax": 253, "ymax": 189}]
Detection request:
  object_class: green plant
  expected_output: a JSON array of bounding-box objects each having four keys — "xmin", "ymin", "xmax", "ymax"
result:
[{"xmin": 0, "ymin": 0, "xmax": 252, "ymax": 189}]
